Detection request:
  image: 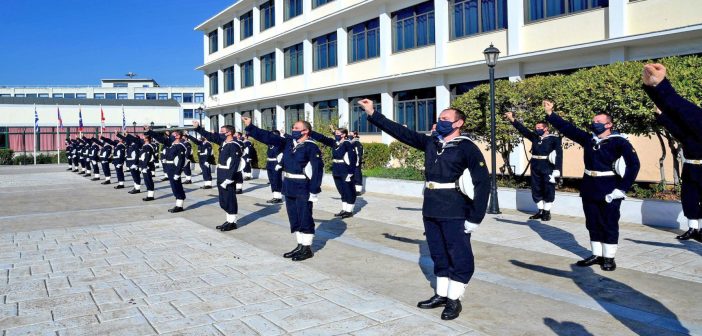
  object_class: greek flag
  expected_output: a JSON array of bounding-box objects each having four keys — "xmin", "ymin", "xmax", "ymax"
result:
[
  {"xmin": 34, "ymin": 108, "xmax": 39, "ymax": 133},
  {"xmin": 121, "ymin": 105, "xmax": 126, "ymax": 132}
]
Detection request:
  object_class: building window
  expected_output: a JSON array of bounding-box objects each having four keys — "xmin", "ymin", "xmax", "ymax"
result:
[
  {"xmin": 527, "ymin": 0, "xmax": 608, "ymax": 22},
  {"xmin": 105, "ymin": 93, "xmax": 116, "ymax": 99},
  {"xmin": 211, "ymin": 115, "xmax": 219, "ymax": 130},
  {"xmin": 146, "ymin": 93, "xmax": 157, "ymax": 100},
  {"xmin": 15, "ymin": 94, "xmax": 26, "ymax": 97},
  {"xmin": 348, "ymin": 18, "xmax": 380, "ymax": 63},
  {"xmin": 114, "ymin": 83, "xmax": 128, "ymax": 88},
  {"xmin": 284, "ymin": 43, "xmax": 304, "ymax": 78},
  {"xmin": 94, "ymin": 93, "xmax": 105, "ymax": 99},
  {"xmin": 76, "ymin": 93, "xmax": 87, "ymax": 99},
  {"xmin": 285, "ymin": 104, "xmax": 306, "ymax": 133},
  {"xmin": 394, "ymin": 88, "xmax": 436, "ymax": 132},
  {"xmin": 260, "ymin": 52, "xmax": 276, "ymax": 83},
  {"xmin": 134, "ymin": 93, "xmax": 145, "ymax": 100},
  {"xmin": 223, "ymin": 66, "xmax": 235, "ymax": 92},
  {"xmin": 241, "ymin": 110, "xmax": 253, "ymax": 119},
  {"xmin": 260, "ymin": 0, "xmax": 275, "ymax": 31},
  {"xmin": 285, "ymin": 0, "xmax": 303, "ymax": 20},
  {"xmin": 0, "ymin": 127, "xmax": 7, "ymax": 149},
  {"xmin": 117, "ymin": 93, "xmax": 128, "ymax": 100},
  {"xmin": 393, "ymin": 1, "xmax": 435, "ymax": 53},
  {"xmin": 223, "ymin": 21, "xmax": 234, "ymax": 47},
  {"xmin": 313, "ymin": 0, "xmax": 334, "ymax": 8},
  {"xmin": 451, "ymin": 0, "xmax": 507, "ymax": 39},
  {"xmin": 224, "ymin": 113, "xmax": 236, "ymax": 126},
  {"xmin": 183, "ymin": 109, "xmax": 194, "ymax": 119},
  {"xmin": 63, "ymin": 93, "xmax": 76, "ymax": 99},
  {"xmin": 26, "ymin": 94, "xmax": 37, "ymax": 98},
  {"xmin": 194, "ymin": 93, "xmax": 204, "ymax": 103},
  {"xmin": 313, "ymin": 32, "xmax": 337, "ymax": 71},
  {"xmin": 313, "ymin": 99, "xmax": 338, "ymax": 126},
  {"xmin": 51, "ymin": 94, "xmax": 62, "ymax": 98},
  {"xmin": 349, "ymin": 95, "xmax": 381, "ymax": 133},
  {"xmin": 172, "ymin": 93, "xmax": 182, "ymax": 102},
  {"xmin": 260, "ymin": 107, "xmax": 277, "ymax": 130},
  {"xmin": 208, "ymin": 29, "xmax": 219, "ymax": 54},
  {"xmin": 158, "ymin": 93, "xmax": 169, "ymax": 100},
  {"xmin": 209, "ymin": 72, "xmax": 219, "ymax": 95},
  {"xmin": 450, "ymin": 81, "xmax": 487, "ymax": 101},
  {"xmin": 183, "ymin": 93, "xmax": 193, "ymax": 103},
  {"xmin": 241, "ymin": 60, "xmax": 254, "ymax": 88},
  {"xmin": 240, "ymin": 11, "xmax": 254, "ymax": 40},
  {"xmin": 0, "ymin": 94, "xmax": 9, "ymax": 97},
  {"xmin": 38, "ymin": 93, "xmax": 49, "ymax": 98}
]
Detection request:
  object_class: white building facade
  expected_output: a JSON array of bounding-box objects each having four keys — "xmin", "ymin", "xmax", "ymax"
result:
[{"xmin": 195, "ymin": 0, "xmax": 702, "ymax": 146}]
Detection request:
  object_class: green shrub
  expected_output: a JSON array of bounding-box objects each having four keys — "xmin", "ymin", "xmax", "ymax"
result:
[
  {"xmin": 0, "ymin": 149, "xmax": 14, "ymax": 165},
  {"xmin": 12, "ymin": 155, "xmax": 33, "ymax": 165},
  {"xmin": 362, "ymin": 143, "xmax": 391, "ymax": 169},
  {"xmin": 363, "ymin": 167, "xmax": 424, "ymax": 181}
]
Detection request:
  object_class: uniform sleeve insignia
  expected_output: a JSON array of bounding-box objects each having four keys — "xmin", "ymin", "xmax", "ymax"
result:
[
  {"xmin": 316, "ymin": 154, "xmax": 320, "ymax": 158},
  {"xmin": 632, "ymin": 149, "xmax": 636, "ymax": 153},
  {"xmin": 479, "ymin": 162, "xmax": 485, "ymax": 166}
]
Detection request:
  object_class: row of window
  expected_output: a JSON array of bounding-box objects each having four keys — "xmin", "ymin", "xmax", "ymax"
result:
[
  {"xmin": 1, "ymin": 93, "xmax": 205, "ymax": 102},
  {"xmin": 183, "ymin": 109, "xmax": 207, "ymax": 120},
  {"xmin": 208, "ymin": 0, "xmax": 607, "ymax": 54}
]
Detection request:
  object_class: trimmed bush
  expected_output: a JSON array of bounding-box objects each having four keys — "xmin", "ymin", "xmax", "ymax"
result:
[
  {"xmin": 362, "ymin": 143, "xmax": 391, "ymax": 170},
  {"xmin": 0, "ymin": 149, "xmax": 14, "ymax": 165}
]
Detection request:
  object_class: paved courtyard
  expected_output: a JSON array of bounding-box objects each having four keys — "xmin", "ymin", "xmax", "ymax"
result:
[{"xmin": 1, "ymin": 165, "xmax": 701, "ymax": 335}]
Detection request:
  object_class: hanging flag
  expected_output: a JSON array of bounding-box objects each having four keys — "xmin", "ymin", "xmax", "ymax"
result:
[
  {"xmin": 34, "ymin": 107, "xmax": 39, "ymax": 133},
  {"xmin": 57, "ymin": 106, "xmax": 64, "ymax": 130},
  {"xmin": 121, "ymin": 105, "xmax": 126, "ymax": 132},
  {"xmin": 78, "ymin": 106, "xmax": 84, "ymax": 132},
  {"xmin": 100, "ymin": 105, "xmax": 106, "ymax": 132}
]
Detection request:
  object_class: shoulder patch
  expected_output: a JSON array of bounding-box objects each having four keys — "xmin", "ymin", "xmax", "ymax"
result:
[{"xmin": 479, "ymin": 162, "xmax": 485, "ymax": 167}]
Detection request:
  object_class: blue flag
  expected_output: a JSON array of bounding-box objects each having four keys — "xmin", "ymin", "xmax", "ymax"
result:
[{"xmin": 34, "ymin": 108, "xmax": 39, "ymax": 133}]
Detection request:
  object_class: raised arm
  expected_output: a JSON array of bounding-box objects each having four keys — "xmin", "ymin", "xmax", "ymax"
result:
[
  {"xmin": 184, "ymin": 134, "xmax": 203, "ymax": 146},
  {"xmin": 145, "ymin": 130, "xmax": 173, "ymax": 147},
  {"xmin": 244, "ymin": 124, "xmax": 285, "ymax": 147},
  {"xmin": 642, "ymin": 64, "xmax": 702, "ymax": 131},
  {"xmin": 545, "ymin": 113, "xmax": 590, "ymax": 147},
  {"xmin": 308, "ymin": 130, "xmax": 337, "ymax": 148},
  {"xmin": 360, "ymin": 99, "xmax": 430, "ymax": 151},
  {"xmin": 655, "ymin": 110, "xmax": 687, "ymax": 141},
  {"xmin": 193, "ymin": 126, "xmax": 224, "ymax": 145}
]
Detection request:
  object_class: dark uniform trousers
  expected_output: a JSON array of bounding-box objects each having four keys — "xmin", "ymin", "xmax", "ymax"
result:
[
  {"xmin": 167, "ymin": 165, "xmax": 186, "ymax": 200},
  {"xmin": 424, "ymin": 217, "xmax": 475, "ymax": 284},
  {"xmin": 333, "ymin": 176, "xmax": 356, "ymax": 205},
  {"xmin": 114, "ymin": 163, "xmax": 124, "ymax": 182},
  {"xmin": 682, "ymin": 165, "xmax": 702, "ymax": 220},
  {"xmin": 101, "ymin": 162, "xmax": 111, "ymax": 178},
  {"xmin": 217, "ymin": 172, "xmax": 238, "ymax": 215},
  {"xmin": 142, "ymin": 170, "xmax": 154, "ymax": 191},
  {"xmin": 131, "ymin": 167, "xmax": 142, "ymax": 185},
  {"xmin": 582, "ymin": 197, "xmax": 622, "ymax": 244},
  {"xmin": 268, "ymin": 166, "xmax": 282, "ymax": 192},
  {"xmin": 200, "ymin": 160, "xmax": 213, "ymax": 182},
  {"xmin": 285, "ymin": 195, "xmax": 315, "ymax": 234},
  {"xmin": 531, "ymin": 170, "xmax": 556, "ymax": 203}
]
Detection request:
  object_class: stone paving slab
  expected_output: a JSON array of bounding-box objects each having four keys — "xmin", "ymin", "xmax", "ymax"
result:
[{"xmin": 0, "ymin": 218, "xmax": 472, "ymax": 336}]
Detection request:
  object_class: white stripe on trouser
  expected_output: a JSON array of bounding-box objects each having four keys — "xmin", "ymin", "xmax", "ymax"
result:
[
  {"xmin": 273, "ymin": 192, "xmax": 282, "ymax": 199},
  {"xmin": 447, "ymin": 280, "xmax": 467, "ymax": 300},
  {"xmin": 341, "ymin": 202, "xmax": 347, "ymax": 211},
  {"xmin": 204, "ymin": 180, "xmax": 212, "ymax": 186},
  {"xmin": 94, "ymin": 174, "xmax": 100, "ymax": 178},
  {"xmin": 355, "ymin": 185, "xmax": 362, "ymax": 192},
  {"xmin": 689, "ymin": 219, "xmax": 700, "ymax": 229},
  {"xmin": 301, "ymin": 234, "xmax": 314, "ymax": 246},
  {"xmin": 147, "ymin": 191, "xmax": 154, "ymax": 197},
  {"xmin": 602, "ymin": 244, "xmax": 617, "ymax": 258},
  {"xmin": 537, "ymin": 201, "xmax": 544, "ymax": 210},
  {"xmin": 134, "ymin": 183, "xmax": 140, "ymax": 190},
  {"xmin": 345, "ymin": 203, "xmax": 354, "ymax": 212},
  {"xmin": 591, "ymin": 241, "xmax": 603, "ymax": 257},
  {"xmin": 118, "ymin": 182, "xmax": 123, "ymax": 186},
  {"xmin": 295, "ymin": 232, "xmax": 302, "ymax": 244},
  {"xmin": 436, "ymin": 277, "xmax": 449, "ymax": 297},
  {"xmin": 236, "ymin": 183, "xmax": 243, "ymax": 190},
  {"xmin": 544, "ymin": 202, "xmax": 552, "ymax": 211},
  {"xmin": 176, "ymin": 199, "xmax": 184, "ymax": 207},
  {"xmin": 105, "ymin": 177, "xmax": 110, "ymax": 181},
  {"xmin": 226, "ymin": 214, "xmax": 237, "ymax": 223}
]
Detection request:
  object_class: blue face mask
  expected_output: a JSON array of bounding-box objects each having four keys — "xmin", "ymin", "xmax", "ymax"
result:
[
  {"xmin": 436, "ymin": 120, "xmax": 457, "ymax": 137},
  {"xmin": 291, "ymin": 130, "xmax": 303, "ymax": 140},
  {"xmin": 334, "ymin": 135, "xmax": 342, "ymax": 142},
  {"xmin": 535, "ymin": 129, "xmax": 545, "ymax": 136},
  {"xmin": 590, "ymin": 122, "xmax": 607, "ymax": 135}
]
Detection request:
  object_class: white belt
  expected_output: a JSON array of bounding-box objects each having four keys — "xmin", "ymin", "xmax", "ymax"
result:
[
  {"xmin": 283, "ymin": 172, "xmax": 307, "ymax": 179},
  {"xmin": 333, "ymin": 159, "xmax": 345, "ymax": 163},
  {"xmin": 584, "ymin": 169, "xmax": 615, "ymax": 177},
  {"xmin": 684, "ymin": 159, "xmax": 702, "ymax": 165},
  {"xmin": 267, "ymin": 158, "xmax": 278, "ymax": 161},
  {"xmin": 532, "ymin": 155, "xmax": 548, "ymax": 159},
  {"xmin": 164, "ymin": 160, "xmax": 175, "ymax": 164},
  {"xmin": 425, "ymin": 181, "xmax": 456, "ymax": 190},
  {"xmin": 217, "ymin": 164, "xmax": 229, "ymax": 169}
]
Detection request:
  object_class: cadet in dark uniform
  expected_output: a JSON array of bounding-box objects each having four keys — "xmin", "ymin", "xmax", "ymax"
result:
[
  {"xmin": 309, "ymin": 126, "xmax": 358, "ymax": 218},
  {"xmin": 350, "ymin": 131, "xmax": 364, "ymax": 195},
  {"xmin": 147, "ymin": 130, "xmax": 187, "ymax": 213},
  {"xmin": 80, "ymin": 136, "xmax": 91, "ymax": 176},
  {"xmin": 242, "ymin": 135, "xmax": 254, "ymax": 180},
  {"xmin": 182, "ymin": 140, "xmax": 194, "ymax": 184},
  {"xmin": 361, "ymin": 99, "xmax": 490, "ymax": 320},
  {"xmin": 244, "ymin": 117, "xmax": 324, "ymax": 261},
  {"xmin": 140, "ymin": 135, "xmax": 158, "ymax": 201},
  {"xmin": 505, "ymin": 112, "xmax": 563, "ymax": 221},
  {"xmin": 544, "ymin": 100, "xmax": 640, "ymax": 271},
  {"xmin": 117, "ymin": 132, "xmax": 144, "ymax": 194},
  {"xmin": 265, "ymin": 130, "xmax": 284, "ymax": 203},
  {"xmin": 112, "ymin": 134, "xmax": 127, "ymax": 189},
  {"xmin": 643, "ymin": 63, "xmax": 702, "ymax": 241},
  {"xmin": 65, "ymin": 140, "xmax": 73, "ymax": 170},
  {"xmin": 233, "ymin": 132, "xmax": 246, "ymax": 193},
  {"xmin": 89, "ymin": 138, "xmax": 102, "ymax": 180},
  {"xmin": 185, "ymin": 134, "xmax": 214, "ymax": 189},
  {"xmin": 71, "ymin": 139, "xmax": 81, "ymax": 172},
  {"xmin": 98, "ymin": 137, "xmax": 114, "ymax": 185},
  {"xmin": 159, "ymin": 138, "xmax": 170, "ymax": 182},
  {"xmin": 192, "ymin": 122, "xmax": 243, "ymax": 231}
]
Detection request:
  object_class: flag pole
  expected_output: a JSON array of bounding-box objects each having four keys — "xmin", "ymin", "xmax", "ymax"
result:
[
  {"xmin": 56, "ymin": 104, "xmax": 60, "ymax": 165},
  {"xmin": 33, "ymin": 103, "xmax": 37, "ymax": 165},
  {"xmin": 100, "ymin": 104, "xmax": 104, "ymax": 137}
]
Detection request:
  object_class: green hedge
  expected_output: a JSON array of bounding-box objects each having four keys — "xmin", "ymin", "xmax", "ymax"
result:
[
  {"xmin": 0, "ymin": 149, "xmax": 13, "ymax": 165},
  {"xmin": 388, "ymin": 141, "xmax": 424, "ymax": 170},
  {"xmin": 363, "ymin": 167, "xmax": 424, "ymax": 181},
  {"xmin": 6, "ymin": 151, "xmax": 66, "ymax": 165},
  {"xmin": 362, "ymin": 143, "xmax": 391, "ymax": 169}
]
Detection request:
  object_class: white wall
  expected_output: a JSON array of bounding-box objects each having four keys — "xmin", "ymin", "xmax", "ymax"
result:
[{"xmin": 0, "ymin": 104, "xmax": 182, "ymax": 128}]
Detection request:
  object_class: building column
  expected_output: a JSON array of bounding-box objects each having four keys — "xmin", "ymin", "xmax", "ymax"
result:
[
  {"xmin": 507, "ymin": 62, "xmax": 524, "ymax": 82},
  {"xmin": 234, "ymin": 62, "xmax": 242, "ymax": 92},
  {"xmin": 234, "ymin": 111, "xmax": 243, "ymax": 132},
  {"xmin": 380, "ymin": 85, "xmax": 394, "ymax": 144},
  {"xmin": 608, "ymin": 0, "xmax": 627, "ymax": 39},
  {"xmin": 253, "ymin": 51, "xmax": 262, "ymax": 88},
  {"xmin": 275, "ymin": 0, "xmax": 284, "ymax": 27},
  {"xmin": 217, "ymin": 24, "xmax": 225, "ymax": 52},
  {"xmin": 435, "ymin": 78, "xmax": 450, "ymax": 114},
  {"xmin": 303, "ymin": 0, "xmax": 312, "ymax": 20},
  {"xmin": 275, "ymin": 104, "xmax": 286, "ymax": 131},
  {"xmin": 233, "ymin": 13, "xmax": 241, "ymax": 44},
  {"xmin": 337, "ymin": 92, "xmax": 349, "ymax": 129},
  {"xmin": 336, "ymin": 23, "xmax": 348, "ymax": 83},
  {"xmin": 303, "ymin": 34, "xmax": 313, "ymax": 89},
  {"xmin": 275, "ymin": 44, "xmax": 285, "ymax": 82},
  {"xmin": 252, "ymin": 5, "xmax": 261, "ymax": 41},
  {"xmin": 304, "ymin": 96, "xmax": 314, "ymax": 126},
  {"xmin": 203, "ymin": 34, "xmax": 209, "ymax": 59},
  {"xmin": 253, "ymin": 107, "xmax": 262, "ymax": 128},
  {"xmin": 609, "ymin": 47, "xmax": 627, "ymax": 63},
  {"xmin": 217, "ymin": 68, "xmax": 225, "ymax": 97},
  {"xmin": 434, "ymin": 0, "xmax": 449, "ymax": 67},
  {"xmin": 379, "ymin": 5, "xmax": 392, "ymax": 76},
  {"xmin": 507, "ymin": 0, "xmax": 524, "ymax": 56}
]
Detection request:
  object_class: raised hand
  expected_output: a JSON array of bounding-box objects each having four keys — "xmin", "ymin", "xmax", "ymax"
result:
[
  {"xmin": 504, "ymin": 111, "xmax": 515, "ymax": 122},
  {"xmin": 242, "ymin": 117, "xmax": 252, "ymax": 127},
  {"xmin": 642, "ymin": 63, "xmax": 666, "ymax": 87},
  {"xmin": 357, "ymin": 99, "xmax": 375, "ymax": 115},
  {"xmin": 192, "ymin": 120, "xmax": 200, "ymax": 128},
  {"xmin": 543, "ymin": 100, "xmax": 554, "ymax": 115}
]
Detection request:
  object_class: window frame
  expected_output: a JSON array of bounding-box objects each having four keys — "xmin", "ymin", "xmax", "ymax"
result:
[
  {"xmin": 223, "ymin": 21, "xmax": 234, "ymax": 47},
  {"xmin": 240, "ymin": 60, "xmax": 254, "ymax": 88},
  {"xmin": 347, "ymin": 18, "xmax": 380, "ymax": 63},
  {"xmin": 449, "ymin": 0, "xmax": 508, "ymax": 40},
  {"xmin": 525, "ymin": 0, "xmax": 608, "ymax": 23},
  {"xmin": 240, "ymin": 11, "xmax": 254, "ymax": 40},
  {"xmin": 349, "ymin": 95, "xmax": 381, "ymax": 134},
  {"xmin": 223, "ymin": 66, "xmax": 235, "ymax": 92},
  {"xmin": 260, "ymin": 0, "xmax": 276, "ymax": 31},
  {"xmin": 209, "ymin": 72, "xmax": 219, "ymax": 96},
  {"xmin": 260, "ymin": 52, "xmax": 277, "ymax": 83},
  {"xmin": 284, "ymin": 43, "xmax": 304, "ymax": 78},
  {"xmin": 284, "ymin": 0, "xmax": 303, "ymax": 21},
  {"xmin": 208, "ymin": 29, "xmax": 219, "ymax": 54},
  {"xmin": 312, "ymin": 32, "xmax": 338, "ymax": 71},
  {"xmin": 392, "ymin": 1, "xmax": 436, "ymax": 53}
]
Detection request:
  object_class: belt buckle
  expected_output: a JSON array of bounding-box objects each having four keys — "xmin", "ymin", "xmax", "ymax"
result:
[
  {"xmin": 591, "ymin": 171, "xmax": 598, "ymax": 177},
  {"xmin": 427, "ymin": 182, "xmax": 435, "ymax": 189}
]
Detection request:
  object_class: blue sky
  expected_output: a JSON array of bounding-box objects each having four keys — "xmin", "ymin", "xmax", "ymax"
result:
[{"xmin": 0, "ymin": 0, "xmax": 234, "ymax": 86}]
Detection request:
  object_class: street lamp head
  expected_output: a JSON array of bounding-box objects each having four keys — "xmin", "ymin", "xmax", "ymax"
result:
[
  {"xmin": 150, "ymin": 121, "xmax": 155, "ymax": 127},
  {"xmin": 483, "ymin": 43, "xmax": 501, "ymax": 68},
  {"xmin": 132, "ymin": 121, "xmax": 137, "ymax": 127}
]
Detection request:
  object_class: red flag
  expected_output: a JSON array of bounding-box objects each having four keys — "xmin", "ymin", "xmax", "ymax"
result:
[{"xmin": 100, "ymin": 106, "xmax": 106, "ymax": 131}]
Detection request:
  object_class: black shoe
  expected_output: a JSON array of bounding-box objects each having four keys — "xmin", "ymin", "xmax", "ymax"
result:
[
  {"xmin": 601, "ymin": 258, "xmax": 617, "ymax": 271},
  {"xmin": 236, "ymin": 189, "xmax": 243, "ymax": 194},
  {"xmin": 128, "ymin": 189, "xmax": 140, "ymax": 194},
  {"xmin": 292, "ymin": 246, "xmax": 314, "ymax": 261},
  {"xmin": 201, "ymin": 185, "xmax": 212, "ymax": 190},
  {"xmin": 244, "ymin": 177, "xmax": 251, "ymax": 181},
  {"xmin": 183, "ymin": 180, "xmax": 192, "ymax": 184},
  {"xmin": 417, "ymin": 294, "xmax": 447, "ymax": 309},
  {"xmin": 270, "ymin": 198, "xmax": 283, "ymax": 204},
  {"xmin": 529, "ymin": 210, "xmax": 544, "ymax": 220},
  {"xmin": 114, "ymin": 185, "xmax": 124, "ymax": 189},
  {"xmin": 168, "ymin": 206, "xmax": 184, "ymax": 213},
  {"xmin": 216, "ymin": 222, "xmax": 227, "ymax": 230},
  {"xmin": 340, "ymin": 211, "xmax": 353, "ymax": 219},
  {"xmin": 441, "ymin": 299, "xmax": 462, "ymax": 320},
  {"xmin": 334, "ymin": 211, "xmax": 345, "ymax": 218},
  {"xmin": 160, "ymin": 177, "xmax": 169, "ymax": 181},
  {"xmin": 101, "ymin": 180, "xmax": 111, "ymax": 185},
  {"xmin": 676, "ymin": 228, "xmax": 700, "ymax": 240},
  {"xmin": 142, "ymin": 196, "xmax": 155, "ymax": 202},
  {"xmin": 220, "ymin": 222, "xmax": 238, "ymax": 231},
  {"xmin": 356, "ymin": 192, "xmax": 362, "ymax": 196},
  {"xmin": 541, "ymin": 210, "xmax": 551, "ymax": 221},
  {"xmin": 66, "ymin": 168, "xmax": 72, "ymax": 171},
  {"xmin": 576, "ymin": 255, "xmax": 603, "ymax": 267},
  {"xmin": 284, "ymin": 244, "xmax": 303, "ymax": 258}
]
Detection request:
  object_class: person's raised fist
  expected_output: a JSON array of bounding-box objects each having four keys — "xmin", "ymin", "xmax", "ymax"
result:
[{"xmin": 642, "ymin": 63, "xmax": 667, "ymax": 87}]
